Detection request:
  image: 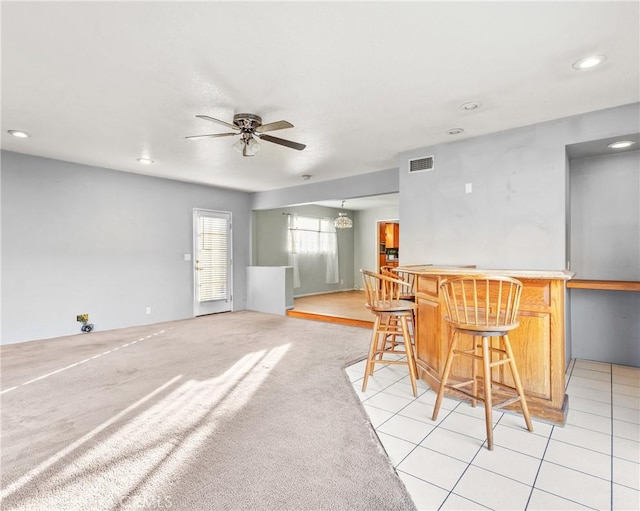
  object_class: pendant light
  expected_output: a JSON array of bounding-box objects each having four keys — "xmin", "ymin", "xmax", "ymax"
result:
[{"xmin": 334, "ymin": 201, "xmax": 353, "ymax": 229}]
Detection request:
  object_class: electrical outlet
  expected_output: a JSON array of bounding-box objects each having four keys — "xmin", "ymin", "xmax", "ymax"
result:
[
  {"xmin": 77, "ymin": 314, "xmax": 89, "ymax": 323},
  {"xmin": 145, "ymin": 306, "xmax": 152, "ymax": 315}
]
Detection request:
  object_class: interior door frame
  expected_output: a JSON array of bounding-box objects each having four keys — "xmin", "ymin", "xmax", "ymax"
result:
[
  {"xmin": 193, "ymin": 208, "xmax": 233, "ymax": 316},
  {"xmin": 376, "ymin": 218, "xmax": 400, "ymax": 272}
]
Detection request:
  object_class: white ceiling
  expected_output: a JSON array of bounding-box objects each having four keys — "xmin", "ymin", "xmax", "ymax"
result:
[{"xmin": 2, "ymin": 1, "xmax": 639, "ymax": 193}]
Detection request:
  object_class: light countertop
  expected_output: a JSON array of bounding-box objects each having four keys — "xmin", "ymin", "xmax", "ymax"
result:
[{"xmin": 398, "ymin": 264, "xmax": 575, "ymax": 280}]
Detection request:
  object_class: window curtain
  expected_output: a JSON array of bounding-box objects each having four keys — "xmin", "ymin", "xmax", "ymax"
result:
[
  {"xmin": 287, "ymin": 215, "xmax": 301, "ymax": 288},
  {"xmin": 287, "ymin": 215, "xmax": 339, "ymax": 288},
  {"xmin": 321, "ymin": 218, "xmax": 339, "ymax": 285}
]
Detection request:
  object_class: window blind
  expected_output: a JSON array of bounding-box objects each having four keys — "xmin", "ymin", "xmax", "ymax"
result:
[{"xmin": 197, "ymin": 216, "xmax": 229, "ymax": 302}]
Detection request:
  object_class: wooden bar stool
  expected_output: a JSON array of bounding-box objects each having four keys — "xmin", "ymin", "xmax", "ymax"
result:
[
  {"xmin": 381, "ymin": 266, "xmax": 416, "ymax": 302},
  {"xmin": 380, "ymin": 266, "xmax": 417, "ymax": 342},
  {"xmin": 360, "ymin": 269, "xmax": 419, "ymax": 397},
  {"xmin": 431, "ymin": 276, "xmax": 533, "ymax": 450}
]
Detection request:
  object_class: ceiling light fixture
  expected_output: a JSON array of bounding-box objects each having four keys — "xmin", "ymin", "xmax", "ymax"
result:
[
  {"xmin": 301, "ymin": 174, "xmax": 312, "ymax": 180},
  {"xmin": 137, "ymin": 157, "xmax": 154, "ymax": 164},
  {"xmin": 8, "ymin": 129, "xmax": 30, "ymax": 138},
  {"xmin": 334, "ymin": 201, "xmax": 353, "ymax": 229},
  {"xmin": 187, "ymin": 113, "xmax": 305, "ymax": 157},
  {"xmin": 459, "ymin": 101, "xmax": 482, "ymax": 111},
  {"xmin": 447, "ymin": 128, "xmax": 464, "ymax": 135},
  {"xmin": 572, "ymin": 55, "xmax": 607, "ymax": 70},
  {"xmin": 607, "ymin": 140, "xmax": 635, "ymax": 149},
  {"xmin": 232, "ymin": 139, "xmax": 244, "ymax": 154},
  {"xmin": 246, "ymin": 137, "xmax": 261, "ymax": 156},
  {"xmin": 233, "ymin": 134, "xmax": 261, "ymax": 157}
]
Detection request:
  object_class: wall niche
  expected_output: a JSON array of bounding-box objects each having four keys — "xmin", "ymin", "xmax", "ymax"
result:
[{"xmin": 566, "ymin": 134, "xmax": 640, "ymax": 366}]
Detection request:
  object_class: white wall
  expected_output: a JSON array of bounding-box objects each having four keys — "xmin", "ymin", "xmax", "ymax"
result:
[{"xmin": 1, "ymin": 151, "xmax": 252, "ymax": 344}]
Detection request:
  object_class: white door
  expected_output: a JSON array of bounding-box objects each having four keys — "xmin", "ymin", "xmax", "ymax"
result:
[{"xmin": 193, "ymin": 209, "xmax": 232, "ymax": 316}]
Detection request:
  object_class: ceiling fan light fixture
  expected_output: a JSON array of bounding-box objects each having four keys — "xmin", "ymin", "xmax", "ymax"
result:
[
  {"xmin": 189, "ymin": 112, "xmax": 305, "ymax": 155},
  {"xmin": 246, "ymin": 137, "xmax": 261, "ymax": 156},
  {"xmin": 233, "ymin": 139, "xmax": 245, "ymax": 154}
]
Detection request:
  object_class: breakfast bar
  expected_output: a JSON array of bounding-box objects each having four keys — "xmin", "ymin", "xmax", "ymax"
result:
[{"xmin": 399, "ymin": 265, "xmax": 575, "ymax": 425}]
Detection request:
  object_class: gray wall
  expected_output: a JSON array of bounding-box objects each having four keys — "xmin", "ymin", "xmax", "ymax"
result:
[
  {"xmin": 253, "ymin": 204, "xmax": 354, "ymax": 296},
  {"xmin": 569, "ymin": 150, "xmax": 640, "ymax": 366},
  {"xmin": 1, "ymin": 151, "xmax": 252, "ymax": 344},
  {"xmin": 398, "ymin": 103, "xmax": 640, "ymax": 270},
  {"xmin": 251, "ymin": 168, "xmax": 399, "ymax": 211},
  {"xmin": 354, "ymin": 206, "xmax": 399, "ymax": 288},
  {"xmin": 570, "ymin": 151, "xmax": 640, "ymax": 280},
  {"xmin": 396, "ymin": 103, "xmax": 639, "ymax": 367},
  {"xmin": 570, "ymin": 290, "xmax": 639, "ymax": 366},
  {"xmin": 250, "ymin": 167, "xmax": 399, "ymax": 296}
]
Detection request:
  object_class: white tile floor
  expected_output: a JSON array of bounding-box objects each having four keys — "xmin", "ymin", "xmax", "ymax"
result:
[{"xmin": 345, "ymin": 358, "xmax": 640, "ymax": 510}]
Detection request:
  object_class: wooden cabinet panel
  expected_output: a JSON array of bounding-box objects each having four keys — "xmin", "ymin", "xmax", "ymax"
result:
[
  {"xmin": 417, "ymin": 276, "xmax": 439, "ymax": 296},
  {"xmin": 413, "ymin": 270, "xmax": 569, "ymax": 424},
  {"xmin": 378, "ymin": 253, "xmax": 387, "ymax": 270},
  {"xmin": 503, "ymin": 312, "xmax": 552, "ymax": 398},
  {"xmin": 520, "ymin": 280, "xmax": 551, "ymax": 307},
  {"xmin": 416, "ymin": 295, "xmax": 441, "ymax": 377},
  {"xmin": 385, "ymin": 223, "xmax": 399, "ymax": 248}
]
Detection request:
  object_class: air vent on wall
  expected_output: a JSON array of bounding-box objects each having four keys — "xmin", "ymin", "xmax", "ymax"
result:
[{"xmin": 408, "ymin": 155, "xmax": 434, "ymax": 173}]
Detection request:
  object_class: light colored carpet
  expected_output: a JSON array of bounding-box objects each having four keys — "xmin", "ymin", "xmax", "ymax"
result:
[{"xmin": 1, "ymin": 311, "xmax": 416, "ymax": 511}]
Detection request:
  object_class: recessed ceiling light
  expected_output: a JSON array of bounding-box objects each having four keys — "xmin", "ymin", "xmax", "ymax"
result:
[
  {"xmin": 137, "ymin": 157, "xmax": 154, "ymax": 164},
  {"xmin": 459, "ymin": 101, "xmax": 482, "ymax": 111},
  {"xmin": 8, "ymin": 129, "xmax": 30, "ymax": 138},
  {"xmin": 447, "ymin": 128, "xmax": 464, "ymax": 135},
  {"xmin": 301, "ymin": 174, "xmax": 312, "ymax": 180},
  {"xmin": 572, "ymin": 55, "xmax": 607, "ymax": 70},
  {"xmin": 607, "ymin": 140, "xmax": 635, "ymax": 149}
]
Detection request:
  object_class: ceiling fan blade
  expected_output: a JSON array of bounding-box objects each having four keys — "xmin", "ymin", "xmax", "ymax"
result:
[
  {"xmin": 185, "ymin": 132, "xmax": 238, "ymax": 140},
  {"xmin": 256, "ymin": 120, "xmax": 294, "ymax": 133},
  {"xmin": 258, "ymin": 133, "xmax": 306, "ymax": 151},
  {"xmin": 196, "ymin": 115, "xmax": 239, "ymax": 130}
]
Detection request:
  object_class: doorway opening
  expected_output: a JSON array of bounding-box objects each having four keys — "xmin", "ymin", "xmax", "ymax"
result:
[{"xmin": 377, "ymin": 221, "xmax": 400, "ymax": 272}]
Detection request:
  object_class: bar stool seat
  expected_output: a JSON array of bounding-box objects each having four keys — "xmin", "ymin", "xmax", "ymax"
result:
[
  {"xmin": 431, "ymin": 276, "xmax": 533, "ymax": 450},
  {"xmin": 360, "ymin": 269, "xmax": 419, "ymax": 397}
]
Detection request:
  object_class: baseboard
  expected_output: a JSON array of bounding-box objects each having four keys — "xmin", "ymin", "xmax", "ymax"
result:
[{"xmin": 293, "ymin": 288, "xmax": 357, "ymax": 298}]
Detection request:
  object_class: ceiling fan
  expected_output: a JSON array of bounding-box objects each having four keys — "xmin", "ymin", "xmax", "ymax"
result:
[{"xmin": 186, "ymin": 113, "xmax": 306, "ymax": 157}]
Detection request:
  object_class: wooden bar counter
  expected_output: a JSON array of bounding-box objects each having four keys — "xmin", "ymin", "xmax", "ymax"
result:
[{"xmin": 400, "ymin": 265, "xmax": 575, "ymax": 425}]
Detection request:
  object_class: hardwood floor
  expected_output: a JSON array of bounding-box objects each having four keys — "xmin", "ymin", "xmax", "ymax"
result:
[{"xmin": 286, "ymin": 290, "xmax": 373, "ymax": 328}]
